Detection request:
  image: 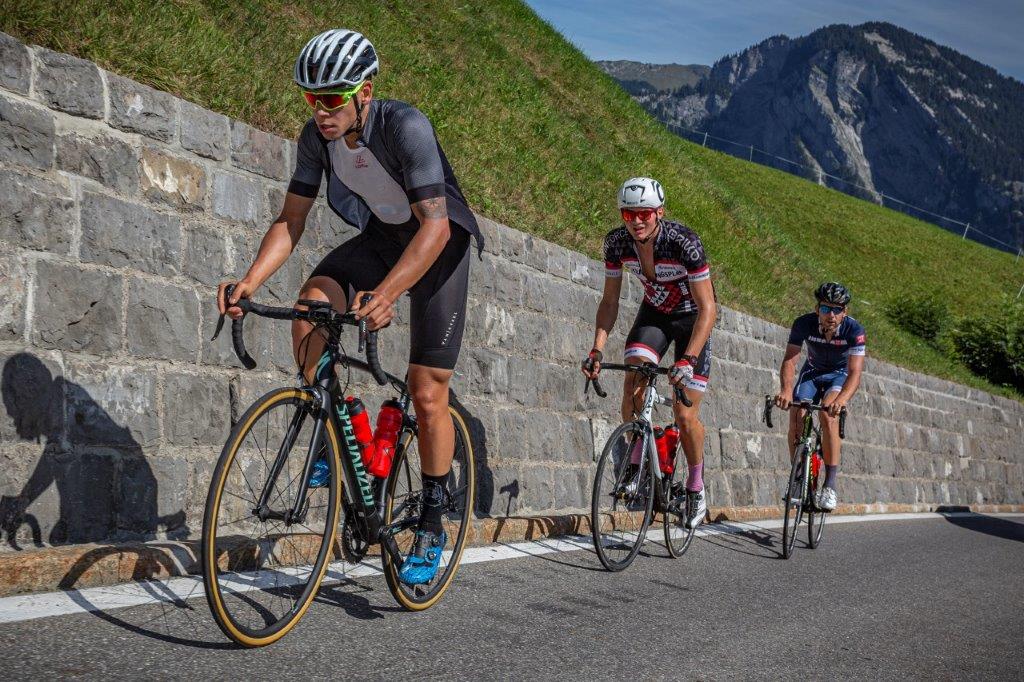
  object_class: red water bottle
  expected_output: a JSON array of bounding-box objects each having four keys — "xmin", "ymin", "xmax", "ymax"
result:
[
  {"xmin": 658, "ymin": 425, "xmax": 679, "ymax": 475},
  {"xmin": 653, "ymin": 426, "xmax": 667, "ymax": 474},
  {"xmin": 369, "ymin": 399, "xmax": 403, "ymax": 478},
  {"xmin": 345, "ymin": 396, "xmax": 376, "ymax": 467},
  {"xmin": 811, "ymin": 451, "xmax": 823, "ymax": 480}
]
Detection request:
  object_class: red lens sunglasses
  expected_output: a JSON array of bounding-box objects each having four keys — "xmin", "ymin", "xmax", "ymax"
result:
[{"xmin": 621, "ymin": 207, "xmax": 658, "ymax": 222}]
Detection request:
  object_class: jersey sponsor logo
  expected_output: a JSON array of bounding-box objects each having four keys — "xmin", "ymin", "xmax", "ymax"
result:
[
  {"xmin": 654, "ymin": 263, "xmax": 687, "ymax": 280},
  {"xmin": 808, "ymin": 335, "xmax": 848, "ymax": 346},
  {"xmin": 354, "ymin": 154, "xmax": 369, "ymax": 169},
  {"xmin": 856, "ymin": 334, "xmax": 866, "ymax": 344}
]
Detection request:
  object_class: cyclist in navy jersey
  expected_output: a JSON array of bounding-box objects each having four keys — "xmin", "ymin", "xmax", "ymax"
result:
[
  {"xmin": 581, "ymin": 177, "xmax": 717, "ymax": 529},
  {"xmin": 217, "ymin": 29, "xmax": 481, "ymax": 587},
  {"xmin": 774, "ymin": 282, "xmax": 866, "ymax": 511}
]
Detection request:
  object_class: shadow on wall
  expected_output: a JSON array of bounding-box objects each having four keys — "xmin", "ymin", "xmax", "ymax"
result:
[
  {"xmin": 0, "ymin": 353, "xmax": 188, "ymax": 550},
  {"xmin": 448, "ymin": 389, "xmax": 507, "ymax": 518}
]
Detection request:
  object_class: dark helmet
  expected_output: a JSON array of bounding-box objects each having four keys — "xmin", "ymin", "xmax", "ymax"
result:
[{"xmin": 815, "ymin": 282, "xmax": 851, "ymax": 306}]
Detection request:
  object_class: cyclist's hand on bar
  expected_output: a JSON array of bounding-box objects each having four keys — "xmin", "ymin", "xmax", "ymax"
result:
[
  {"xmin": 218, "ymin": 279, "xmax": 256, "ymax": 320},
  {"xmin": 827, "ymin": 397, "xmax": 847, "ymax": 417},
  {"xmin": 351, "ymin": 290, "xmax": 395, "ymax": 331},
  {"xmin": 774, "ymin": 392, "xmax": 791, "ymax": 410},
  {"xmin": 668, "ymin": 359, "xmax": 693, "ymax": 387},
  {"xmin": 581, "ymin": 349, "xmax": 602, "ymax": 379}
]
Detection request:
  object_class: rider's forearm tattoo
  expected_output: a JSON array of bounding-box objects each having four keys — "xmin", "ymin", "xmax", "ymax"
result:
[{"xmin": 415, "ymin": 196, "xmax": 447, "ymax": 220}]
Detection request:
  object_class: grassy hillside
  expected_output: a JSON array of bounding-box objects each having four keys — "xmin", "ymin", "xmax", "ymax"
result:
[{"xmin": 3, "ymin": 0, "xmax": 1021, "ymax": 397}]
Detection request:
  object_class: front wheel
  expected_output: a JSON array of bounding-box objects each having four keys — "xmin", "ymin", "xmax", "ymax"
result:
[
  {"xmin": 591, "ymin": 423, "xmax": 655, "ymax": 572},
  {"xmin": 781, "ymin": 446, "xmax": 807, "ymax": 560},
  {"xmin": 202, "ymin": 387, "xmax": 341, "ymax": 647},
  {"xmin": 382, "ymin": 405, "xmax": 475, "ymax": 610}
]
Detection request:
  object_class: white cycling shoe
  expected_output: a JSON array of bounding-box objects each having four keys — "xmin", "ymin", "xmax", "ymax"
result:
[
  {"xmin": 685, "ymin": 488, "xmax": 707, "ymax": 529},
  {"xmin": 816, "ymin": 486, "xmax": 837, "ymax": 511}
]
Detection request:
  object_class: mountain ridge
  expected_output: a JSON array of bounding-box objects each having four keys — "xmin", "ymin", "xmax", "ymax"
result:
[{"xmin": 608, "ymin": 22, "xmax": 1024, "ymax": 250}]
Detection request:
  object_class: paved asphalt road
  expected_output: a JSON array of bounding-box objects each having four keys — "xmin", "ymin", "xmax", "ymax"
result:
[{"xmin": 1, "ymin": 514, "xmax": 1022, "ymax": 680}]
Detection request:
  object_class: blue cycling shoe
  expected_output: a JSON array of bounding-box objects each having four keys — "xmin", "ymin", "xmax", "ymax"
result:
[
  {"xmin": 398, "ymin": 529, "xmax": 447, "ymax": 586},
  {"xmin": 308, "ymin": 457, "xmax": 330, "ymax": 488}
]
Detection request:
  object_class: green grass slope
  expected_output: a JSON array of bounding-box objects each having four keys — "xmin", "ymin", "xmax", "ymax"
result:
[{"xmin": 3, "ymin": 0, "xmax": 1021, "ymax": 396}]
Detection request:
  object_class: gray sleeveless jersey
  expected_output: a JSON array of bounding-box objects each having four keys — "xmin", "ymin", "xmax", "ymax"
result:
[{"xmin": 288, "ymin": 98, "xmax": 483, "ymax": 252}]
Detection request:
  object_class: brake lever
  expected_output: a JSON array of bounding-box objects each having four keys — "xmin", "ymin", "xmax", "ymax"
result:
[
  {"xmin": 211, "ymin": 284, "xmax": 240, "ymax": 341},
  {"xmin": 358, "ymin": 294, "xmax": 371, "ymax": 354}
]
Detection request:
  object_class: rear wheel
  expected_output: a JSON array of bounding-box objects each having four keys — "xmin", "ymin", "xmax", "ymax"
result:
[
  {"xmin": 382, "ymin": 405, "xmax": 475, "ymax": 610},
  {"xmin": 202, "ymin": 388, "xmax": 341, "ymax": 647},
  {"xmin": 781, "ymin": 446, "xmax": 807, "ymax": 560},
  {"xmin": 591, "ymin": 423, "xmax": 655, "ymax": 571},
  {"xmin": 663, "ymin": 451, "xmax": 695, "ymax": 558}
]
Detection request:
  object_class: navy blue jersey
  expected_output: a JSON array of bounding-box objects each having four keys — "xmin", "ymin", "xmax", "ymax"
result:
[
  {"xmin": 787, "ymin": 313, "xmax": 866, "ymax": 371},
  {"xmin": 603, "ymin": 219, "xmax": 710, "ymax": 314}
]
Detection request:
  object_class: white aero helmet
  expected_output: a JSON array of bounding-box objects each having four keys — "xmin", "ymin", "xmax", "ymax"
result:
[
  {"xmin": 617, "ymin": 177, "xmax": 665, "ymax": 209},
  {"xmin": 294, "ymin": 29, "xmax": 379, "ymax": 90}
]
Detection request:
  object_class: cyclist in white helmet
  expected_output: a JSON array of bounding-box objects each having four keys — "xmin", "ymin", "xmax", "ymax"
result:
[
  {"xmin": 218, "ymin": 29, "xmax": 483, "ymax": 587},
  {"xmin": 582, "ymin": 177, "xmax": 717, "ymax": 529}
]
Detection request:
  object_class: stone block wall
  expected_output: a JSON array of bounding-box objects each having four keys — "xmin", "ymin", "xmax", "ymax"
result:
[{"xmin": 0, "ymin": 34, "xmax": 1021, "ymax": 551}]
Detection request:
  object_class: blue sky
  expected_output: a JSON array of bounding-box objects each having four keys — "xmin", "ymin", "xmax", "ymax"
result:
[{"xmin": 524, "ymin": 0, "xmax": 1024, "ymax": 82}]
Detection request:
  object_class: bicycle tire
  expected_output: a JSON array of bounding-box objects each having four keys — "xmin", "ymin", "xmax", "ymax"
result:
[
  {"xmin": 781, "ymin": 447, "xmax": 806, "ymax": 559},
  {"xmin": 663, "ymin": 453, "xmax": 695, "ymax": 558},
  {"xmin": 807, "ymin": 453, "xmax": 826, "ymax": 549},
  {"xmin": 382, "ymin": 405, "xmax": 475, "ymax": 610},
  {"xmin": 202, "ymin": 387, "xmax": 341, "ymax": 647},
  {"xmin": 591, "ymin": 423, "xmax": 655, "ymax": 572}
]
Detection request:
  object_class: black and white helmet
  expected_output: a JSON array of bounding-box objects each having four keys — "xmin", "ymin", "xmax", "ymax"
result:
[
  {"xmin": 294, "ymin": 29, "xmax": 379, "ymax": 90},
  {"xmin": 618, "ymin": 177, "xmax": 665, "ymax": 209},
  {"xmin": 815, "ymin": 282, "xmax": 851, "ymax": 306}
]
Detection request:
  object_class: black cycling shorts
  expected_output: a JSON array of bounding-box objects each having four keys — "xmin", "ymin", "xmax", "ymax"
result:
[
  {"xmin": 624, "ymin": 304, "xmax": 712, "ymax": 392},
  {"xmin": 310, "ymin": 223, "xmax": 470, "ymax": 370}
]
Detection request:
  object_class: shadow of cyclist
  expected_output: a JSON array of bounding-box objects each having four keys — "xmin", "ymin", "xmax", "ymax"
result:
[
  {"xmin": 1, "ymin": 353, "xmax": 188, "ymax": 549},
  {"xmin": 938, "ymin": 510, "xmax": 1024, "ymax": 543}
]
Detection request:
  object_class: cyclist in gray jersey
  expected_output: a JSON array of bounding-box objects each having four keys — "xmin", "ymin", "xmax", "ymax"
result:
[{"xmin": 217, "ymin": 29, "xmax": 480, "ymax": 587}]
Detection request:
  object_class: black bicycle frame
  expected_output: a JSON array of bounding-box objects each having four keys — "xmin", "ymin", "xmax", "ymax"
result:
[{"xmin": 252, "ymin": 344, "xmax": 413, "ymax": 567}]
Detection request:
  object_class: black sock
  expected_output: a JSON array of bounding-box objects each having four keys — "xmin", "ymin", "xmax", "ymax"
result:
[
  {"xmin": 420, "ymin": 472, "xmax": 448, "ymax": 535},
  {"xmin": 824, "ymin": 464, "xmax": 839, "ymax": 490}
]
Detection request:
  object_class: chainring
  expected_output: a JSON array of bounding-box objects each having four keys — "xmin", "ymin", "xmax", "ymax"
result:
[{"xmin": 341, "ymin": 517, "xmax": 369, "ymax": 564}]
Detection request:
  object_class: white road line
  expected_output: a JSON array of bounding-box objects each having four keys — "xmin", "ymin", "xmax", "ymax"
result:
[{"xmin": 0, "ymin": 512, "xmax": 1019, "ymax": 625}]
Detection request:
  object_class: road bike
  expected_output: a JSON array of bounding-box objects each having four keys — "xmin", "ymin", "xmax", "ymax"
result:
[
  {"xmin": 585, "ymin": 363, "xmax": 696, "ymax": 571},
  {"xmin": 201, "ymin": 288, "xmax": 475, "ymax": 647},
  {"xmin": 762, "ymin": 395, "xmax": 846, "ymax": 559}
]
